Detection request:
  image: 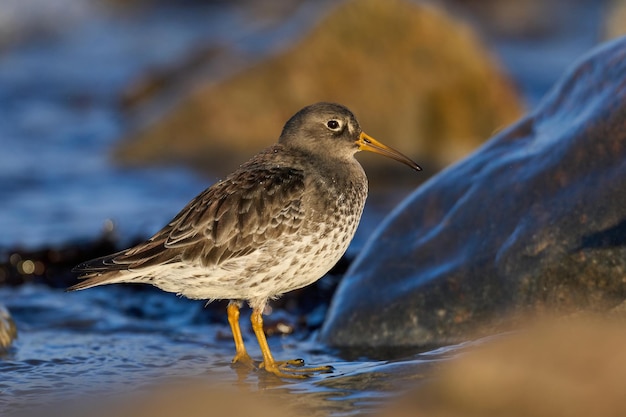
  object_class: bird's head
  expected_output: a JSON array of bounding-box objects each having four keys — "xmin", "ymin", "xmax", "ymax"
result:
[{"xmin": 279, "ymin": 102, "xmax": 421, "ymax": 171}]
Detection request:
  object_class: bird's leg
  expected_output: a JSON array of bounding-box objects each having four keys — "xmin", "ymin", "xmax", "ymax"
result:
[
  {"xmin": 227, "ymin": 302, "xmax": 254, "ymax": 367},
  {"xmin": 250, "ymin": 307, "xmax": 288, "ymax": 376},
  {"xmin": 250, "ymin": 308, "xmax": 333, "ymax": 378}
]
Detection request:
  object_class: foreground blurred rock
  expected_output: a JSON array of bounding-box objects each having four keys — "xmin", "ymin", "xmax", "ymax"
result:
[
  {"xmin": 115, "ymin": 0, "xmax": 522, "ymax": 180},
  {"xmin": 0, "ymin": 305, "xmax": 17, "ymax": 351},
  {"xmin": 321, "ymin": 37, "xmax": 626, "ymax": 347},
  {"xmin": 385, "ymin": 317, "xmax": 626, "ymax": 417},
  {"xmin": 36, "ymin": 383, "xmax": 308, "ymax": 417}
]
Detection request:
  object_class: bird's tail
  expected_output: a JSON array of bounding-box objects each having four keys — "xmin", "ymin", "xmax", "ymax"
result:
[
  {"xmin": 67, "ymin": 274, "xmax": 122, "ymax": 291},
  {"xmin": 67, "ymin": 249, "xmax": 130, "ymax": 291}
]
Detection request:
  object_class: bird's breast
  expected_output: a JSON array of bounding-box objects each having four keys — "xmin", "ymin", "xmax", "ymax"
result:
[{"xmin": 300, "ymin": 162, "xmax": 368, "ymax": 257}]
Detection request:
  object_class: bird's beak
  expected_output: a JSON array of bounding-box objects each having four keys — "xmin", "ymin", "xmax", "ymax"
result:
[{"xmin": 357, "ymin": 132, "xmax": 422, "ymax": 171}]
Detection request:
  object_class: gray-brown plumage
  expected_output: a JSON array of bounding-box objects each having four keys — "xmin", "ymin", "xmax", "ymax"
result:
[{"xmin": 70, "ymin": 102, "xmax": 420, "ymax": 378}]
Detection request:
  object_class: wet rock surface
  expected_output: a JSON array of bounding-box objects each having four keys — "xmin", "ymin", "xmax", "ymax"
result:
[
  {"xmin": 321, "ymin": 37, "xmax": 626, "ymax": 348},
  {"xmin": 115, "ymin": 0, "xmax": 522, "ymax": 179}
]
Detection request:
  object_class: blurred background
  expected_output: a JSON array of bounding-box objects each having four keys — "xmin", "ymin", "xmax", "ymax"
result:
[
  {"xmin": 1, "ymin": 0, "xmax": 622, "ymax": 254},
  {"xmin": 1, "ymin": 0, "xmax": 626, "ymax": 415}
]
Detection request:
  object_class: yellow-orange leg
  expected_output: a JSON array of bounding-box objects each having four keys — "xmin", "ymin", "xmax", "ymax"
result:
[
  {"xmin": 227, "ymin": 303, "xmax": 253, "ymax": 367},
  {"xmin": 250, "ymin": 308, "xmax": 334, "ymax": 378}
]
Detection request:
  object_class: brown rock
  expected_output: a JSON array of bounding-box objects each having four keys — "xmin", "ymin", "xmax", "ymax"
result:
[
  {"xmin": 0, "ymin": 305, "xmax": 17, "ymax": 351},
  {"xmin": 384, "ymin": 317, "xmax": 626, "ymax": 417},
  {"xmin": 605, "ymin": 0, "xmax": 626, "ymax": 39},
  {"xmin": 26, "ymin": 381, "xmax": 310, "ymax": 417},
  {"xmin": 115, "ymin": 0, "xmax": 523, "ymax": 178}
]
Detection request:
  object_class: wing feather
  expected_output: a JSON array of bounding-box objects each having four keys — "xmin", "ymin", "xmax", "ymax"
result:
[{"xmin": 73, "ymin": 160, "xmax": 307, "ymax": 277}]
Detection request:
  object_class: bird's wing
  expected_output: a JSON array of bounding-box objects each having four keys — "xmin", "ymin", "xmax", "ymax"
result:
[{"xmin": 73, "ymin": 165, "xmax": 307, "ymax": 273}]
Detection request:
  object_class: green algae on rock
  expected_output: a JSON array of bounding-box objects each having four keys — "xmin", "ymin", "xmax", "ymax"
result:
[{"xmin": 115, "ymin": 0, "xmax": 523, "ymax": 178}]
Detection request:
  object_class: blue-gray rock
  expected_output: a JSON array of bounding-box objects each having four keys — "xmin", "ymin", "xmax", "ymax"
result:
[{"xmin": 320, "ymin": 37, "xmax": 626, "ymax": 348}]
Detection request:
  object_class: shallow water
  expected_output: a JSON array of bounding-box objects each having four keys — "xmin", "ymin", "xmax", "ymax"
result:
[{"xmin": 0, "ymin": 284, "xmax": 460, "ymax": 415}]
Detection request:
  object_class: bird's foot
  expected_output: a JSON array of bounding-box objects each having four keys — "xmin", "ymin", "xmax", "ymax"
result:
[
  {"xmin": 231, "ymin": 351, "xmax": 256, "ymax": 369},
  {"xmin": 260, "ymin": 358, "xmax": 334, "ymax": 379}
]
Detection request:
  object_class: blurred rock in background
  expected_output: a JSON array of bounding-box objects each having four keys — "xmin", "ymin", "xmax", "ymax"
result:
[
  {"xmin": 0, "ymin": 305, "xmax": 17, "ymax": 352},
  {"xmin": 114, "ymin": 0, "xmax": 524, "ymax": 182},
  {"xmin": 604, "ymin": 0, "xmax": 626, "ymax": 39}
]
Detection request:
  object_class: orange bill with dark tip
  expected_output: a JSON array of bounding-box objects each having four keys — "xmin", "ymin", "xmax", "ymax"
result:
[{"xmin": 357, "ymin": 132, "xmax": 422, "ymax": 171}]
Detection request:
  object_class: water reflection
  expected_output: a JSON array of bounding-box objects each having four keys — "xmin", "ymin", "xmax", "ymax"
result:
[{"xmin": 0, "ymin": 284, "xmax": 450, "ymax": 416}]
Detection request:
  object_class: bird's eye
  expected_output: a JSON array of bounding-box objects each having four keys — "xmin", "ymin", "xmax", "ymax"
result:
[{"xmin": 326, "ymin": 120, "xmax": 341, "ymax": 131}]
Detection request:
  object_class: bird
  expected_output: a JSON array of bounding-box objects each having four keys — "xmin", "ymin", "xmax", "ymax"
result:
[{"xmin": 69, "ymin": 102, "xmax": 421, "ymax": 378}]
